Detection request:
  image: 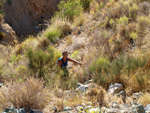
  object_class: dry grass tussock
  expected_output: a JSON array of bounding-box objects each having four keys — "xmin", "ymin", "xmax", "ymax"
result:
[
  {"xmin": 42, "ymin": 17, "xmax": 73, "ymax": 43},
  {"xmin": 64, "ymin": 92, "xmax": 88, "ymax": 108},
  {"xmin": 138, "ymin": 93, "xmax": 150, "ymax": 107},
  {"xmin": 0, "ymin": 14, "xmax": 3, "ymax": 23},
  {"xmin": 0, "ymin": 77, "xmax": 50, "ymax": 112},
  {"xmin": 87, "ymin": 86, "xmax": 108, "ymax": 107},
  {"xmin": 73, "ymin": 14, "xmax": 87, "ymax": 27},
  {"xmin": 56, "ymin": 99, "xmax": 64, "ymax": 112}
]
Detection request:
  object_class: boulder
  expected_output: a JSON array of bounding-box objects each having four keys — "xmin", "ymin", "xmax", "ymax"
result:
[
  {"xmin": 0, "ymin": 83, "xmax": 3, "ymax": 87},
  {"xmin": 75, "ymin": 106, "xmax": 84, "ymax": 111},
  {"xmin": 29, "ymin": 109, "xmax": 43, "ymax": 113},
  {"xmin": 88, "ymin": 108, "xmax": 100, "ymax": 113},
  {"xmin": 85, "ymin": 105, "xmax": 93, "ymax": 110},
  {"xmin": 3, "ymin": 107, "xmax": 26, "ymax": 113},
  {"xmin": 108, "ymin": 83, "xmax": 124, "ymax": 95},
  {"xmin": 132, "ymin": 92, "xmax": 142, "ymax": 101},
  {"xmin": 131, "ymin": 104, "xmax": 145, "ymax": 113},
  {"xmin": 105, "ymin": 108, "xmax": 120, "ymax": 113},
  {"xmin": 145, "ymin": 104, "xmax": 150, "ymax": 113},
  {"xmin": 0, "ymin": 23, "xmax": 17, "ymax": 44},
  {"xmin": 63, "ymin": 106, "xmax": 72, "ymax": 111},
  {"xmin": 76, "ymin": 83, "xmax": 90, "ymax": 92},
  {"xmin": 84, "ymin": 80, "xmax": 93, "ymax": 84},
  {"xmin": 109, "ymin": 102, "xmax": 120, "ymax": 109}
]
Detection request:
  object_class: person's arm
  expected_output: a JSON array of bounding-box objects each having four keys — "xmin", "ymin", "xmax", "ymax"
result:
[
  {"xmin": 58, "ymin": 60, "xmax": 62, "ymax": 67},
  {"xmin": 68, "ymin": 58, "xmax": 83, "ymax": 65}
]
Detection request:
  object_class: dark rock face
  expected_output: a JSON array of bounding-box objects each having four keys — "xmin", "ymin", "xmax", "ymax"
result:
[{"xmin": 4, "ymin": 0, "xmax": 61, "ymax": 36}]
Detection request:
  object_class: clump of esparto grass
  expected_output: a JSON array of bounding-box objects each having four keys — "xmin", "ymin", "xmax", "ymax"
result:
[
  {"xmin": 14, "ymin": 44, "xmax": 23, "ymax": 55},
  {"xmin": 137, "ymin": 16, "xmax": 149, "ymax": 32},
  {"xmin": 72, "ymin": 39, "xmax": 85, "ymax": 50},
  {"xmin": 92, "ymin": 30, "xmax": 111, "ymax": 48},
  {"xmin": 22, "ymin": 36, "xmax": 38, "ymax": 51},
  {"xmin": 138, "ymin": 2, "xmax": 150, "ymax": 16},
  {"xmin": 44, "ymin": 17, "xmax": 73, "ymax": 42},
  {"xmin": 60, "ymin": 23, "xmax": 72, "ymax": 37},
  {"xmin": 0, "ymin": 77, "xmax": 50, "ymax": 112},
  {"xmin": 137, "ymin": 16, "xmax": 149, "ymax": 48},
  {"xmin": 66, "ymin": 36, "xmax": 73, "ymax": 46},
  {"xmin": 73, "ymin": 14, "xmax": 85, "ymax": 27},
  {"xmin": 87, "ymin": 86, "xmax": 107, "ymax": 107},
  {"xmin": 56, "ymin": 99, "xmax": 64, "ymax": 112},
  {"xmin": 37, "ymin": 37, "xmax": 50, "ymax": 50},
  {"xmin": 0, "ymin": 14, "xmax": 3, "ymax": 23},
  {"xmin": 44, "ymin": 27, "xmax": 61, "ymax": 43},
  {"xmin": 138, "ymin": 93, "xmax": 150, "ymax": 107}
]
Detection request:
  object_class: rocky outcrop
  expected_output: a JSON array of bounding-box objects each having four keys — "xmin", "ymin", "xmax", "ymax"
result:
[
  {"xmin": 0, "ymin": 22, "xmax": 17, "ymax": 44},
  {"xmin": 4, "ymin": 0, "xmax": 62, "ymax": 36}
]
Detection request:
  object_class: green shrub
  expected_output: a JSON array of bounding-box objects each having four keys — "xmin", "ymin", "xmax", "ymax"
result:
[
  {"xmin": 117, "ymin": 16, "xmax": 129, "ymax": 25},
  {"xmin": 80, "ymin": 0, "xmax": 92, "ymax": 10},
  {"xmin": 130, "ymin": 32, "xmax": 138, "ymax": 40},
  {"xmin": 0, "ymin": 32, "xmax": 5, "ymax": 40},
  {"xmin": 89, "ymin": 57, "xmax": 111, "ymax": 88},
  {"xmin": 44, "ymin": 28, "xmax": 61, "ymax": 43},
  {"xmin": 89, "ymin": 55, "xmax": 147, "ymax": 89},
  {"xmin": 109, "ymin": 19, "xmax": 116, "ymax": 29},
  {"xmin": 27, "ymin": 46, "xmax": 55, "ymax": 80},
  {"xmin": 56, "ymin": 0, "xmax": 82, "ymax": 21}
]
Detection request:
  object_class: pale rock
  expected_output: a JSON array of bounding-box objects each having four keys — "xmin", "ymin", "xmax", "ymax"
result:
[
  {"xmin": 108, "ymin": 83, "xmax": 123, "ymax": 95},
  {"xmin": 88, "ymin": 108, "xmax": 100, "ymax": 113}
]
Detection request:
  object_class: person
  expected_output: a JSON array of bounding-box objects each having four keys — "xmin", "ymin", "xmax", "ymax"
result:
[{"xmin": 57, "ymin": 50, "xmax": 83, "ymax": 69}]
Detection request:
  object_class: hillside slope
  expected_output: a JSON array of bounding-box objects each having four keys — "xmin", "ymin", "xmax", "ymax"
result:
[{"xmin": 1, "ymin": 0, "xmax": 150, "ymax": 112}]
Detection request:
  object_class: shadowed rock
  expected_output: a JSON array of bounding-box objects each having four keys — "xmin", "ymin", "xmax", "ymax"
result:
[{"xmin": 4, "ymin": 0, "xmax": 62, "ymax": 36}]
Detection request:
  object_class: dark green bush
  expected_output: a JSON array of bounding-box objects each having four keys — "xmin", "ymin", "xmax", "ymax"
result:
[
  {"xmin": 56, "ymin": 0, "xmax": 82, "ymax": 21},
  {"xmin": 80, "ymin": 0, "xmax": 92, "ymax": 10}
]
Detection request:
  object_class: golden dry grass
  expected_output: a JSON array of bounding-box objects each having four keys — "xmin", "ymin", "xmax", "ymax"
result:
[
  {"xmin": 0, "ymin": 78, "xmax": 50, "ymax": 112},
  {"xmin": 73, "ymin": 14, "xmax": 86, "ymax": 27},
  {"xmin": 87, "ymin": 86, "xmax": 108, "ymax": 107},
  {"xmin": 139, "ymin": 93, "xmax": 150, "ymax": 107},
  {"xmin": 66, "ymin": 36, "xmax": 73, "ymax": 46}
]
